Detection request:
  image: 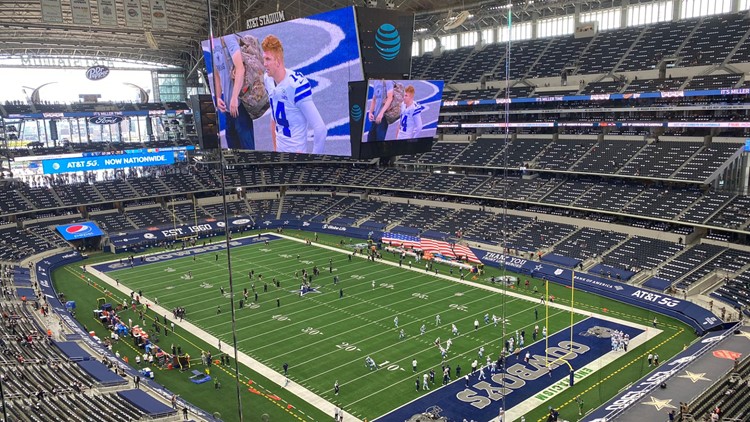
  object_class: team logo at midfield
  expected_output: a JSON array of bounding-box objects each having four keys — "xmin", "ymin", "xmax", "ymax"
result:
[{"xmin": 375, "ymin": 23, "xmax": 400, "ymax": 60}]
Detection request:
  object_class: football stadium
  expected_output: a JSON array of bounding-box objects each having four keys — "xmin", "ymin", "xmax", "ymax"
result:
[{"xmin": 1, "ymin": 0, "xmax": 750, "ymax": 421}]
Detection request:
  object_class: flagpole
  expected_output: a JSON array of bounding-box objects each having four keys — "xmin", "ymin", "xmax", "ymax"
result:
[{"xmin": 570, "ymin": 270, "xmax": 575, "ymax": 348}]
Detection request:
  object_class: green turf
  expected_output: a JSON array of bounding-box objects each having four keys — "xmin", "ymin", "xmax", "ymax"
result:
[
  {"xmin": 55, "ymin": 230, "xmax": 697, "ymax": 421},
  {"xmin": 53, "ymin": 259, "xmax": 330, "ymax": 422}
]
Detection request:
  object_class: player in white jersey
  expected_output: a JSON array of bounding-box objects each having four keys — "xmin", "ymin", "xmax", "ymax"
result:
[
  {"xmin": 261, "ymin": 35, "xmax": 327, "ymax": 154},
  {"xmin": 396, "ymin": 85, "xmax": 424, "ymax": 140}
]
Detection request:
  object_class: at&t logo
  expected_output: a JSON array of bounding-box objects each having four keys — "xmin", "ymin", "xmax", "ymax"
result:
[
  {"xmin": 350, "ymin": 104, "xmax": 363, "ymax": 121},
  {"xmin": 375, "ymin": 23, "xmax": 400, "ymax": 60}
]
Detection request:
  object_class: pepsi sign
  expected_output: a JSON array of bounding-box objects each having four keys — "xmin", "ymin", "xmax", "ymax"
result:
[
  {"xmin": 85, "ymin": 65, "xmax": 110, "ymax": 81},
  {"xmin": 89, "ymin": 116, "xmax": 123, "ymax": 125},
  {"xmin": 56, "ymin": 221, "xmax": 105, "ymax": 240}
]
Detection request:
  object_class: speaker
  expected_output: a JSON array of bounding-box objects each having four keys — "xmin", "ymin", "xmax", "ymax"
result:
[
  {"xmin": 145, "ymin": 116, "xmax": 154, "ymax": 138},
  {"xmin": 49, "ymin": 120, "xmax": 58, "ymax": 141},
  {"xmin": 189, "ymin": 94, "xmax": 220, "ymax": 150}
]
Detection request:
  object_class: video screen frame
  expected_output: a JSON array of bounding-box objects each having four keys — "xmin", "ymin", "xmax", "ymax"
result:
[
  {"xmin": 201, "ymin": 7, "xmax": 364, "ymax": 156},
  {"xmin": 361, "ymin": 79, "xmax": 444, "ymax": 143}
]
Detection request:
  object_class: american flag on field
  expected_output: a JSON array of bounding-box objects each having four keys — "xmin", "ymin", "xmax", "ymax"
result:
[
  {"xmin": 420, "ymin": 237, "xmax": 455, "ymax": 258},
  {"xmin": 453, "ymin": 243, "xmax": 481, "ymax": 264},
  {"xmin": 381, "ymin": 232, "xmax": 421, "ymax": 249},
  {"xmin": 381, "ymin": 233, "xmax": 481, "ymax": 264}
]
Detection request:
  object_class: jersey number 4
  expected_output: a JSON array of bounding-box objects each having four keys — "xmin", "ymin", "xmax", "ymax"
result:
[
  {"xmin": 272, "ymin": 100, "xmax": 291, "ymax": 137},
  {"xmin": 400, "ymin": 114, "xmax": 408, "ymax": 133}
]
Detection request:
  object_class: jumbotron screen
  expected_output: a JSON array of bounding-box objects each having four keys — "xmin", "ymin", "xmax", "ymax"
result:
[
  {"xmin": 201, "ymin": 7, "xmax": 364, "ymax": 156},
  {"xmin": 361, "ymin": 79, "xmax": 444, "ymax": 143}
]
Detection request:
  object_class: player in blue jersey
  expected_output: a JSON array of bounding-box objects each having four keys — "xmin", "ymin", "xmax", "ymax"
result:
[
  {"xmin": 261, "ymin": 35, "xmax": 327, "ymax": 154},
  {"xmin": 396, "ymin": 85, "xmax": 424, "ymax": 140}
]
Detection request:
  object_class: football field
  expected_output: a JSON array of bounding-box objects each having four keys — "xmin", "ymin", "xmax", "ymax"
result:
[{"xmin": 96, "ymin": 234, "xmax": 655, "ymax": 421}]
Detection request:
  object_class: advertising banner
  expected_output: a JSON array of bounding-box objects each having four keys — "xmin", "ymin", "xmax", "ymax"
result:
[
  {"xmin": 71, "ymin": 0, "xmax": 93, "ymax": 25},
  {"xmin": 355, "ymin": 7, "xmax": 414, "ymax": 78},
  {"xmin": 124, "ymin": 0, "xmax": 143, "ymax": 28},
  {"xmin": 149, "ymin": 0, "xmax": 168, "ymax": 31},
  {"xmin": 41, "ymin": 0, "xmax": 63, "ymax": 23},
  {"xmin": 97, "ymin": 0, "xmax": 117, "ymax": 26},
  {"xmin": 42, "ymin": 152, "xmax": 175, "ymax": 175},
  {"xmin": 56, "ymin": 222, "xmax": 104, "ymax": 241}
]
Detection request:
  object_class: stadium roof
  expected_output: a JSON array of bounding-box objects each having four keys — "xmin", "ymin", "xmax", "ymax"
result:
[{"xmin": 0, "ymin": 0, "xmax": 620, "ymax": 70}]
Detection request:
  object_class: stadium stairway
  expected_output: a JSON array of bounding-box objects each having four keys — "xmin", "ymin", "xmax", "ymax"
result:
[
  {"xmin": 448, "ymin": 47, "xmax": 477, "ymax": 84},
  {"xmin": 646, "ymin": 244, "xmax": 697, "ymax": 285},
  {"xmin": 14, "ymin": 190, "xmax": 37, "ymax": 211},
  {"xmin": 695, "ymin": 260, "xmax": 750, "ymax": 297},
  {"xmin": 611, "ymin": 29, "xmax": 648, "ymax": 73},
  {"xmin": 725, "ymin": 26, "xmax": 750, "ymax": 64},
  {"xmin": 275, "ymin": 194, "xmax": 286, "ymax": 220},
  {"xmin": 581, "ymin": 235, "xmax": 632, "ymax": 272},
  {"xmin": 614, "ymin": 140, "xmax": 652, "ymax": 175},
  {"xmin": 545, "ymin": 226, "xmax": 585, "ymax": 256},
  {"xmin": 668, "ymin": 145, "xmax": 714, "ymax": 179},
  {"xmin": 671, "ymin": 17, "xmax": 706, "ymax": 66}
]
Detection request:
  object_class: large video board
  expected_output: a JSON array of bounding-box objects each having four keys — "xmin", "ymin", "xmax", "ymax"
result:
[
  {"xmin": 361, "ymin": 79, "xmax": 443, "ymax": 143},
  {"xmin": 202, "ymin": 7, "xmax": 363, "ymax": 156}
]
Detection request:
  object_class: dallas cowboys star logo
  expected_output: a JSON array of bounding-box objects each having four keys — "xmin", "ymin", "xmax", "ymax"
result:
[
  {"xmin": 677, "ymin": 371, "xmax": 710, "ymax": 383},
  {"xmin": 534, "ymin": 265, "xmax": 543, "ymax": 271},
  {"xmin": 642, "ymin": 396, "xmax": 676, "ymax": 411}
]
